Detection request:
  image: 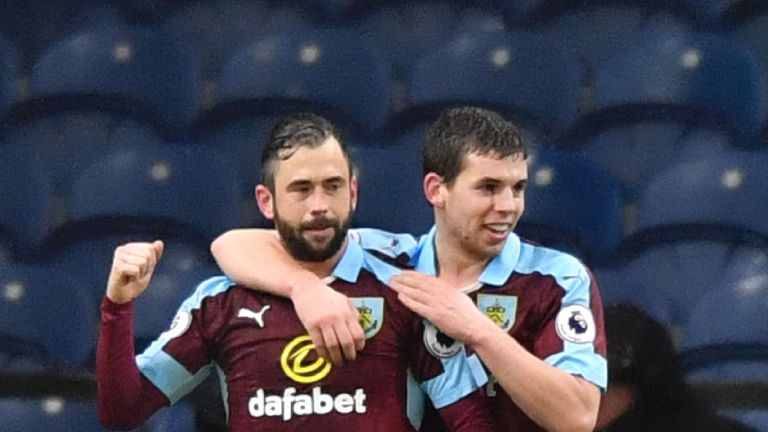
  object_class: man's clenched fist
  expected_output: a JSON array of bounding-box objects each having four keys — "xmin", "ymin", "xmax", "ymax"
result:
[{"xmin": 106, "ymin": 241, "xmax": 164, "ymax": 304}]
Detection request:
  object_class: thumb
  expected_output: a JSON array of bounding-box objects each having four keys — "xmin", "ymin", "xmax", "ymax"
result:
[{"xmin": 153, "ymin": 240, "xmax": 165, "ymax": 262}]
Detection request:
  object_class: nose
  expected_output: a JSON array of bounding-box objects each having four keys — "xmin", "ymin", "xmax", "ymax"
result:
[
  {"xmin": 494, "ymin": 187, "xmax": 519, "ymax": 213},
  {"xmin": 308, "ymin": 187, "xmax": 330, "ymax": 215}
]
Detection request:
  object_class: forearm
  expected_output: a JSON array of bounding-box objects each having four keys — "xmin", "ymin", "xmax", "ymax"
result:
[
  {"xmin": 470, "ymin": 322, "xmax": 599, "ymax": 432},
  {"xmin": 211, "ymin": 229, "xmax": 317, "ymax": 298},
  {"xmin": 97, "ymin": 298, "xmax": 167, "ymax": 429}
]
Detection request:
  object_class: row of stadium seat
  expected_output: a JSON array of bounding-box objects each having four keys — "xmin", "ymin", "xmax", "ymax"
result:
[
  {"xmin": 2, "ymin": 21, "xmax": 768, "ymax": 143},
  {"xmin": 3, "ymin": 0, "xmax": 766, "ymax": 62},
  {"xmin": 2, "ymin": 130, "xmax": 766, "ymax": 261}
]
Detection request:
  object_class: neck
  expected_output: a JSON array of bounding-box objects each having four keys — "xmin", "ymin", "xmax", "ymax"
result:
[
  {"xmin": 433, "ymin": 227, "xmax": 489, "ymax": 289},
  {"xmin": 296, "ymin": 239, "xmax": 349, "ymax": 280}
]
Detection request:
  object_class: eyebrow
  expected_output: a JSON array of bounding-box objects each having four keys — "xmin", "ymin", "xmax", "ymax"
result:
[{"xmin": 287, "ymin": 175, "xmax": 346, "ymax": 188}]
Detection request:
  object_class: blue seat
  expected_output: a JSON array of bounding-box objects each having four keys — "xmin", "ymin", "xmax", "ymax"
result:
[
  {"xmin": 0, "ymin": 260, "xmax": 96, "ymax": 370},
  {"xmin": 520, "ymin": 150, "xmax": 625, "ymax": 262},
  {"xmin": 540, "ymin": 4, "xmax": 693, "ymax": 86},
  {"xmin": 0, "ymin": 398, "xmax": 195, "ymax": 432},
  {"xmin": 193, "ymin": 114, "xmax": 280, "ymax": 227},
  {"xmin": 4, "ymin": 115, "xmax": 166, "ymax": 198},
  {"xmin": 593, "ymin": 264, "xmax": 673, "ymax": 325},
  {"xmin": 682, "ymin": 249, "xmax": 768, "ymax": 378},
  {"xmin": 209, "ymin": 27, "xmax": 392, "ymax": 133},
  {"xmin": 564, "ymin": 121, "xmax": 735, "ymax": 197},
  {"xmin": 165, "ymin": 0, "xmax": 307, "ymax": 79},
  {"xmin": 350, "ymin": 132, "xmax": 432, "ymax": 235},
  {"xmin": 407, "ymin": 30, "xmax": 582, "ymax": 135},
  {"xmin": 65, "ymin": 142, "xmax": 241, "ymax": 245},
  {"xmin": 22, "ymin": 26, "xmax": 202, "ymax": 136},
  {"xmin": 719, "ymin": 409, "xmax": 768, "ymax": 432},
  {"xmin": 637, "ymin": 151, "xmax": 768, "ymax": 239},
  {"xmin": 613, "ymin": 237, "xmax": 768, "ymax": 344},
  {"xmin": 0, "ymin": 144, "xmax": 57, "ymax": 253},
  {"xmin": 347, "ymin": 1, "xmax": 501, "ymax": 81},
  {"xmin": 0, "ymin": 398, "xmax": 105, "ymax": 431},
  {"xmin": 586, "ymin": 32, "xmax": 768, "ymax": 143}
]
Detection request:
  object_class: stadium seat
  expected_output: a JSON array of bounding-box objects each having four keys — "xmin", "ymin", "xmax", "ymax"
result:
[
  {"xmin": 0, "ymin": 397, "xmax": 195, "ymax": 432},
  {"xmin": 519, "ymin": 150, "xmax": 625, "ymax": 262},
  {"xmin": 20, "ymin": 25, "xmax": 202, "ymax": 136},
  {"xmin": 206, "ymin": 27, "xmax": 392, "ymax": 134},
  {"xmin": 192, "ymin": 113, "xmax": 279, "ymax": 215},
  {"xmin": 563, "ymin": 121, "xmax": 735, "ymax": 197},
  {"xmin": 63, "ymin": 142, "xmax": 241, "ymax": 246},
  {"xmin": 539, "ymin": 4, "xmax": 693, "ymax": 87},
  {"xmin": 593, "ymin": 264, "xmax": 673, "ymax": 325},
  {"xmin": 406, "ymin": 30, "xmax": 582, "ymax": 136},
  {"xmin": 637, "ymin": 151, "xmax": 768, "ymax": 239},
  {"xmin": 350, "ymin": 132, "xmax": 432, "ymax": 235},
  {"xmin": 347, "ymin": 1, "xmax": 501, "ymax": 81},
  {"xmin": 613, "ymin": 236, "xmax": 768, "ymax": 345},
  {"xmin": 165, "ymin": 0, "xmax": 307, "ymax": 80},
  {"xmin": 583, "ymin": 32, "xmax": 768, "ymax": 143},
  {"xmin": 682, "ymin": 248, "xmax": 768, "ymax": 378},
  {"xmin": 3, "ymin": 115, "xmax": 166, "ymax": 198},
  {"xmin": 719, "ymin": 409, "xmax": 768, "ymax": 432},
  {"xmin": 0, "ymin": 144, "xmax": 57, "ymax": 253},
  {"xmin": 0, "ymin": 260, "xmax": 96, "ymax": 370}
]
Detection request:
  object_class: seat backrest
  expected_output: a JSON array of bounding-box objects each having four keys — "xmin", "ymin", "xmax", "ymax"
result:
[
  {"xmin": 67, "ymin": 142, "xmax": 241, "ymax": 244},
  {"xmin": 0, "ymin": 260, "xmax": 96, "ymax": 369},
  {"xmin": 0, "ymin": 144, "xmax": 57, "ymax": 252},
  {"xmin": 215, "ymin": 27, "xmax": 392, "ymax": 131},
  {"xmin": 408, "ymin": 30, "xmax": 582, "ymax": 133},
  {"xmin": 27, "ymin": 25, "xmax": 202, "ymax": 134},
  {"xmin": 637, "ymin": 150, "xmax": 768, "ymax": 238},
  {"xmin": 350, "ymin": 131, "xmax": 432, "ymax": 235},
  {"xmin": 521, "ymin": 149, "xmax": 625, "ymax": 261},
  {"xmin": 591, "ymin": 32, "xmax": 768, "ymax": 141}
]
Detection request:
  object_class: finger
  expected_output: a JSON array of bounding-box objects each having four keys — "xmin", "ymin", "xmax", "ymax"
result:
[
  {"xmin": 320, "ymin": 325, "xmax": 344, "ymax": 367},
  {"xmin": 391, "ymin": 280, "xmax": 431, "ymax": 303},
  {"xmin": 334, "ymin": 323, "xmax": 357, "ymax": 363},
  {"xmin": 117, "ymin": 263, "xmax": 143, "ymax": 280},
  {"xmin": 307, "ymin": 327, "xmax": 330, "ymax": 363},
  {"xmin": 119, "ymin": 254, "xmax": 151, "ymax": 277},
  {"xmin": 397, "ymin": 292, "xmax": 431, "ymax": 318},
  {"xmin": 153, "ymin": 240, "xmax": 165, "ymax": 262},
  {"xmin": 347, "ymin": 303, "xmax": 366, "ymax": 352}
]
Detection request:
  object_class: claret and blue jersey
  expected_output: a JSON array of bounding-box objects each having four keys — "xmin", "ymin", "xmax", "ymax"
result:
[
  {"xmin": 353, "ymin": 226, "xmax": 608, "ymax": 432},
  {"xmin": 132, "ymin": 238, "xmax": 490, "ymax": 431}
]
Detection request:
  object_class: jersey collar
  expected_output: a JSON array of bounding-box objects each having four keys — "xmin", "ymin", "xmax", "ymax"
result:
[{"xmin": 412, "ymin": 225, "xmax": 521, "ymax": 287}]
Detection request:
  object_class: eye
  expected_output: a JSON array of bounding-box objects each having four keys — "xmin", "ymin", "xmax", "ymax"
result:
[{"xmin": 480, "ymin": 182, "xmax": 497, "ymax": 194}]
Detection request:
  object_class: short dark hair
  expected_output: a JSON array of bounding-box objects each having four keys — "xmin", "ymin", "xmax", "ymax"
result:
[
  {"xmin": 422, "ymin": 106, "xmax": 527, "ymax": 184},
  {"xmin": 260, "ymin": 113, "xmax": 349, "ymax": 191}
]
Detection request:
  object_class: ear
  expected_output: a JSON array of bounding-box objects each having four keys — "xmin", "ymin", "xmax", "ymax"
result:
[
  {"xmin": 350, "ymin": 175, "xmax": 359, "ymax": 211},
  {"xmin": 255, "ymin": 184, "xmax": 275, "ymax": 220},
  {"xmin": 423, "ymin": 172, "xmax": 445, "ymax": 208}
]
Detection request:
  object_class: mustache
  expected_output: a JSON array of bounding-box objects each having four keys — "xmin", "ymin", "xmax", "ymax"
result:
[{"xmin": 300, "ymin": 218, "xmax": 337, "ymax": 230}]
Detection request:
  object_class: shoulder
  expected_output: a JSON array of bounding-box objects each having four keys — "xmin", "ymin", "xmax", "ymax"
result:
[
  {"xmin": 516, "ymin": 241, "xmax": 591, "ymax": 291},
  {"xmin": 178, "ymin": 275, "xmax": 238, "ymax": 311},
  {"xmin": 351, "ymin": 228, "xmax": 418, "ymax": 265}
]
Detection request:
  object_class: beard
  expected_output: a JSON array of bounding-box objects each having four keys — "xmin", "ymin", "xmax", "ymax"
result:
[{"xmin": 275, "ymin": 210, "xmax": 352, "ymax": 262}]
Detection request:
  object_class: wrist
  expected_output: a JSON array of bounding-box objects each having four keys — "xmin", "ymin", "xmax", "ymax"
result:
[
  {"xmin": 467, "ymin": 316, "xmax": 505, "ymax": 348},
  {"xmin": 286, "ymin": 270, "xmax": 324, "ymax": 300}
]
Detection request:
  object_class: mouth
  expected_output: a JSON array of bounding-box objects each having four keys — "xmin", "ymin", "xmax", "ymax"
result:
[{"xmin": 482, "ymin": 223, "xmax": 512, "ymax": 242}]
